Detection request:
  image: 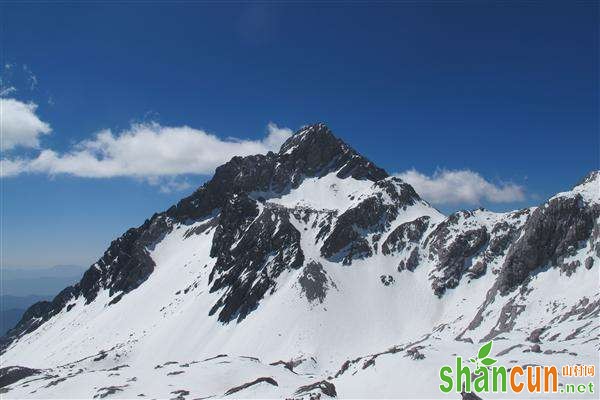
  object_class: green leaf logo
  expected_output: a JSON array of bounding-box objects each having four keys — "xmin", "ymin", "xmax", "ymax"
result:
[
  {"xmin": 469, "ymin": 341, "xmax": 496, "ymax": 371},
  {"xmin": 478, "ymin": 341, "xmax": 492, "ymax": 359},
  {"xmin": 481, "ymin": 357, "xmax": 497, "ymax": 366}
]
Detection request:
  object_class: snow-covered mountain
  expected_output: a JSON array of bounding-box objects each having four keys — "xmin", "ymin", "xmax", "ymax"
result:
[{"xmin": 1, "ymin": 124, "xmax": 598, "ymax": 399}]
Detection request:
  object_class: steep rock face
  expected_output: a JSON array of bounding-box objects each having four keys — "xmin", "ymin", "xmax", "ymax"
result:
[
  {"xmin": 498, "ymin": 194, "xmax": 599, "ymax": 294},
  {"xmin": 381, "ymin": 216, "xmax": 430, "ymax": 256},
  {"xmin": 320, "ymin": 196, "xmax": 390, "ymax": 263},
  {"xmin": 425, "ymin": 211, "xmax": 490, "ymax": 296},
  {"xmin": 424, "ymin": 207, "xmax": 536, "ymax": 296},
  {"xmin": 431, "ymin": 226, "xmax": 489, "ymax": 296},
  {"xmin": 88, "ymin": 214, "xmax": 173, "ymax": 302},
  {"xmin": 209, "ymin": 195, "xmax": 260, "ymax": 259},
  {"xmin": 465, "ymin": 209, "xmax": 532, "ymax": 279},
  {"xmin": 381, "ymin": 215, "xmax": 430, "ymax": 273},
  {"xmin": 320, "ymin": 178, "xmax": 420, "ymax": 264},
  {"xmin": 398, "ymin": 248, "xmax": 420, "ymax": 272},
  {"xmin": 209, "ymin": 201, "xmax": 304, "ymax": 323},
  {"xmin": 278, "ymin": 123, "xmax": 388, "ymax": 183}
]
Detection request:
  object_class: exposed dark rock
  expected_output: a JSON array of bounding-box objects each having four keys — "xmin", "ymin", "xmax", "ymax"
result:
[
  {"xmin": 564, "ymin": 322, "xmax": 592, "ymax": 340},
  {"xmin": 560, "ymin": 260, "xmax": 581, "ymax": 276},
  {"xmin": 552, "ymin": 297, "xmax": 600, "ymax": 323},
  {"xmin": 321, "ymin": 179, "xmax": 419, "ymax": 264},
  {"xmin": 460, "ymin": 391, "xmax": 483, "ymax": 400},
  {"xmin": 333, "ymin": 335, "xmax": 432, "ymax": 379},
  {"xmin": 320, "ymin": 198, "xmax": 385, "ymax": 263},
  {"xmin": 406, "ymin": 346, "xmax": 425, "ymax": 360},
  {"xmin": 398, "ymin": 248, "xmax": 420, "ymax": 272},
  {"xmin": 278, "ymin": 123, "xmax": 387, "ymax": 184},
  {"xmin": 224, "ymin": 377, "xmax": 278, "ymax": 396},
  {"xmin": 372, "ymin": 178, "xmax": 420, "ymax": 206},
  {"xmin": 298, "ymin": 261, "xmax": 337, "ymax": 303},
  {"xmin": 107, "ymin": 364, "xmax": 129, "ymax": 371},
  {"xmin": 548, "ymin": 333, "xmax": 560, "ymax": 341},
  {"xmin": 183, "ymin": 218, "xmax": 219, "ymax": 239},
  {"xmin": 427, "ymin": 214, "xmax": 489, "ymax": 296},
  {"xmin": 240, "ymin": 355, "xmax": 260, "ymax": 362},
  {"xmin": 380, "ymin": 275, "xmax": 394, "ymax": 286},
  {"xmin": 467, "ymin": 210, "xmax": 531, "ymax": 280},
  {"xmin": 528, "ymin": 327, "xmax": 546, "ymax": 343},
  {"xmin": 585, "ymin": 257, "xmax": 594, "ymax": 269},
  {"xmin": 208, "ymin": 203, "xmax": 304, "ymax": 322},
  {"xmin": 170, "ymin": 389, "xmax": 190, "ymax": 399},
  {"xmin": 269, "ymin": 359, "xmax": 304, "ymax": 373},
  {"xmin": 466, "ymin": 261, "xmax": 487, "ymax": 279},
  {"xmin": 295, "ymin": 380, "xmax": 337, "ymax": 397},
  {"xmin": 382, "ymin": 216, "xmax": 430, "ymax": 255},
  {"xmin": 209, "ymin": 195, "xmax": 259, "ymax": 259},
  {"xmin": 498, "ymin": 195, "xmax": 598, "ymax": 294},
  {"xmin": 44, "ymin": 377, "xmax": 68, "ymax": 388},
  {"xmin": 362, "ymin": 358, "xmax": 376, "ymax": 369},
  {"xmin": 94, "ymin": 385, "xmax": 128, "ymax": 399},
  {"xmin": 495, "ymin": 344, "xmax": 523, "ymax": 356},
  {"xmin": 0, "ymin": 366, "xmax": 41, "ymax": 388},
  {"xmin": 334, "ymin": 359, "xmax": 357, "ymax": 378},
  {"xmin": 93, "ymin": 352, "xmax": 108, "ymax": 362},
  {"xmin": 530, "ymin": 344, "xmax": 542, "ymax": 353},
  {"xmin": 481, "ymin": 298, "xmax": 526, "ymax": 341},
  {"xmin": 487, "ymin": 216, "xmax": 527, "ymax": 260},
  {"xmin": 202, "ymin": 354, "xmax": 227, "ymax": 362}
]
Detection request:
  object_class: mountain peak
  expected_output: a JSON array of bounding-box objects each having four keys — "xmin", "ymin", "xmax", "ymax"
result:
[
  {"xmin": 278, "ymin": 123, "xmax": 340, "ymax": 155},
  {"xmin": 278, "ymin": 123, "xmax": 388, "ymax": 182},
  {"xmin": 576, "ymin": 170, "xmax": 599, "ymax": 188},
  {"xmin": 549, "ymin": 170, "xmax": 600, "ymax": 205}
]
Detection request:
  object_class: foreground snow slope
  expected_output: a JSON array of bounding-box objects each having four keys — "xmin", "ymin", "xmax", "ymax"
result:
[{"xmin": 1, "ymin": 125, "xmax": 598, "ymax": 399}]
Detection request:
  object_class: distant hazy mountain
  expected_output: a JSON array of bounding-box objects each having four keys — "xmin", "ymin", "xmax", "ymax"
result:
[
  {"xmin": 1, "ymin": 265, "xmax": 87, "ymax": 296},
  {"xmin": 0, "ymin": 266, "xmax": 85, "ymax": 334},
  {"xmin": 0, "ymin": 295, "xmax": 50, "ymax": 335}
]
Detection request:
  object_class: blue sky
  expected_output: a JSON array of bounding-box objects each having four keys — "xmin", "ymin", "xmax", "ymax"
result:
[{"xmin": 1, "ymin": 2, "xmax": 597, "ymax": 268}]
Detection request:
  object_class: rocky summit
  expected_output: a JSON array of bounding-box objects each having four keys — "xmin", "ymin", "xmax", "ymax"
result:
[{"xmin": 1, "ymin": 124, "xmax": 598, "ymax": 399}]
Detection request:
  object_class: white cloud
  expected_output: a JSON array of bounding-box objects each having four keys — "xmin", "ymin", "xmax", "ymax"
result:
[
  {"xmin": 0, "ymin": 157, "xmax": 27, "ymax": 177},
  {"xmin": 1, "ymin": 122, "xmax": 292, "ymax": 183},
  {"xmin": 1, "ymin": 98, "xmax": 52, "ymax": 150},
  {"xmin": 395, "ymin": 168, "xmax": 525, "ymax": 205}
]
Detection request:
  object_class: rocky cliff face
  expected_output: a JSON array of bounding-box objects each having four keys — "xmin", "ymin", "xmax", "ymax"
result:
[
  {"xmin": 1, "ymin": 125, "xmax": 598, "ymax": 399},
  {"xmin": 498, "ymin": 193, "xmax": 599, "ymax": 294}
]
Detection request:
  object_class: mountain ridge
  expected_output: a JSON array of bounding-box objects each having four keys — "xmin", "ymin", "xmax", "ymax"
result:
[{"xmin": 1, "ymin": 124, "xmax": 598, "ymax": 399}]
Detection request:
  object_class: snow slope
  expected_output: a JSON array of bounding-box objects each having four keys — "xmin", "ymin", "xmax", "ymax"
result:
[{"xmin": 1, "ymin": 125, "xmax": 598, "ymax": 399}]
